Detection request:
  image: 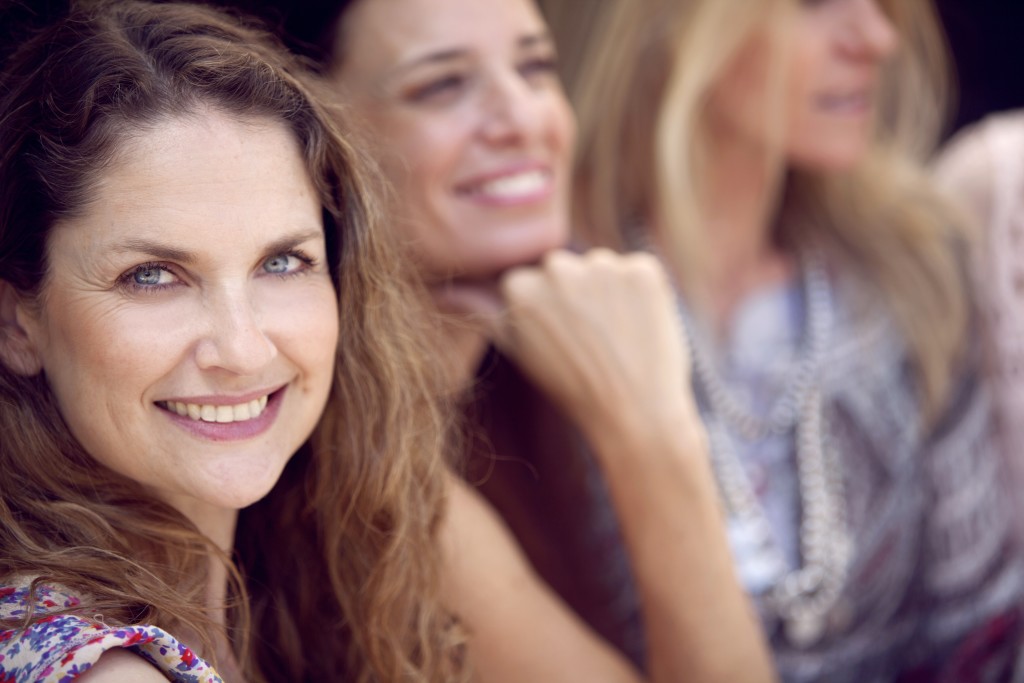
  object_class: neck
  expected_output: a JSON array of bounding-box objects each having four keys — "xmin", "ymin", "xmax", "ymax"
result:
[
  {"xmin": 163, "ymin": 499, "xmax": 245, "ymax": 679},
  {"xmin": 172, "ymin": 499, "xmax": 238, "ymax": 627},
  {"xmin": 426, "ymin": 280, "xmax": 498, "ymax": 396},
  {"xmin": 695, "ymin": 126, "xmax": 794, "ymax": 331},
  {"xmin": 436, "ymin": 316, "xmax": 490, "ymax": 396}
]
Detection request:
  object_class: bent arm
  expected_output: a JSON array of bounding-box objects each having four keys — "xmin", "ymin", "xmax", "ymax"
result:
[
  {"xmin": 580, "ymin": 398, "xmax": 773, "ymax": 683},
  {"xmin": 448, "ymin": 248, "xmax": 776, "ymax": 682}
]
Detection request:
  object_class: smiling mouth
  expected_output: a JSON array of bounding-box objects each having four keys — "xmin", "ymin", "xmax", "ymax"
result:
[
  {"xmin": 456, "ymin": 169, "xmax": 551, "ymax": 201},
  {"xmin": 157, "ymin": 393, "xmax": 271, "ymax": 424}
]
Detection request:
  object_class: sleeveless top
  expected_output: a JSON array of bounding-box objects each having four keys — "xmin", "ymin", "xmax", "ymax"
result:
[{"xmin": 0, "ymin": 583, "xmax": 223, "ymax": 683}]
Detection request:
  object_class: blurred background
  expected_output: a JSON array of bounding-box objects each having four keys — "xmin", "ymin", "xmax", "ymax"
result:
[
  {"xmin": 935, "ymin": 0, "xmax": 1024, "ymax": 134},
  {"xmin": 538, "ymin": 0, "xmax": 1024, "ymax": 139}
]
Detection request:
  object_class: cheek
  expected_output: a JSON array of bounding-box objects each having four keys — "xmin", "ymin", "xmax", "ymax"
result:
[
  {"xmin": 785, "ymin": 48, "xmax": 826, "ymax": 124},
  {"xmin": 374, "ymin": 111, "xmax": 466, "ymax": 195},
  {"xmin": 264, "ymin": 280, "xmax": 339, "ymax": 380},
  {"xmin": 41, "ymin": 295, "xmax": 189, "ymax": 403},
  {"xmin": 378, "ymin": 124, "xmax": 472, "ymax": 263},
  {"xmin": 32, "ymin": 296, "xmax": 194, "ymax": 479},
  {"xmin": 548, "ymin": 97, "xmax": 577, "ymax": 166},
  {"xmin": 709, "ymin": 42, "xmax": 775, "ymax": 143}
]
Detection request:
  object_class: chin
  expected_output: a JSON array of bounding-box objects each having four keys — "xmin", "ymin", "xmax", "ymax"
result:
[
  {"xmin": 791, "ymin": 145, "xmax": 870, "ymax": 174},
  {"xmin": 209, "ymin": 483, "xmax": 279, "ymax": 511},
  {"xmin": 476, "ymin": 222, "xmax": 571, "ymax": 274},
  {"xmin": 202, "ymin": 453, "xmax": 293, "ymax": 509}
]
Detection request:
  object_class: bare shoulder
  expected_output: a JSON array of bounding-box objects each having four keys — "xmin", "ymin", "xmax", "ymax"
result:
[
  {"xmin": 440, "ymin": 473, "xmax": 641, "ymax": 682},
  {"xmin": 76, "ymin": 648, "xmax": 172, "ymax": 683},
  {"xmin": 441, "ymin": 473, "xmax": 532, "ymax": 578}
]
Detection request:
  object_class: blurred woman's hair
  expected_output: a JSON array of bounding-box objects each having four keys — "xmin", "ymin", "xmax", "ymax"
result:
[
  {"xmin": 559, "ymin": 0, "xmax": 963, "ymax": 419},
  {"xmin": 0, "ymin": 2, "xmax": 462, "ymax": 681}
]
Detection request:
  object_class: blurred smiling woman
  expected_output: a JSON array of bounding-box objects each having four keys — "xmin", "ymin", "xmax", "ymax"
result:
[
  {"xmin": 0, "ymin": 2, "xmax": 460, "ymax": 681},
  {"xmin": 554, "ymin": 0, "xmax": 1024, "ymax": 679}
]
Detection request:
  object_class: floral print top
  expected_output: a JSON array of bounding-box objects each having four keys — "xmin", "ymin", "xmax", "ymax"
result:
[{"xmin": 0, "ymin": 583, "xmax": 223, "ymax": 682}]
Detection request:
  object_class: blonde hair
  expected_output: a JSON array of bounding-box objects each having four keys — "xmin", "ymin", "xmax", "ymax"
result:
[{"xmin": 562, "ymin": 0, "xmax": 964, "ymax": 418}]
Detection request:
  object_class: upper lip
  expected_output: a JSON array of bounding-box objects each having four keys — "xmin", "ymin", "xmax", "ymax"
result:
[
  {"xmin": 453, "ymin": 162, "xmax": 552, "ymax": 191},
  {"xmin": 817, "ymin": 80, "xmax": 876, "ymax": 99},
  {"xmin": 156, "ymin": 383, "xmax": 286, "ymax": 406},
  {"xmin": 818, "ymin": 90, "xmax": 871, "ymax": 99}
]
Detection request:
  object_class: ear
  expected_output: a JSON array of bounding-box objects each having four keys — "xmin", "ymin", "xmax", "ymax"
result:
[{"xmin": 0, "ymin": 280, "xmax": 42, "ymax": 376}]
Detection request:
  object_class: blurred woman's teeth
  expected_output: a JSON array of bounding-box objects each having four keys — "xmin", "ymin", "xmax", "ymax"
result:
[
  {"xmin": 472, "ymin": 170, "xmax": 548, "ymax": 198},
  {"xmin": 162, "ymin": 394, "xmax": 269, "ymax": 423}
]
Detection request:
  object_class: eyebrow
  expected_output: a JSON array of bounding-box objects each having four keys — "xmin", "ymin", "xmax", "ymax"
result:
[
  {"xmin": 113, "ymin": 228, "xmax": 325, "ymax": 264},
  {"xmin": 394, "ymin": 31, "xmax": 555, "ymax": 76}
]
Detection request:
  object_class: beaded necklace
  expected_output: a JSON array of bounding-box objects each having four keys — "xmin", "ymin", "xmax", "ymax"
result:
[{"xmin": 682, "ymin": 249, "xmax": 853, "ymax": 647}]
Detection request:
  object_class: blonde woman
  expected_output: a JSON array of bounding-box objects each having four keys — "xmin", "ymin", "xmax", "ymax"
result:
[{"xmin": 548, "ymin": 0, "xmax": 1024, "ymax": 680}]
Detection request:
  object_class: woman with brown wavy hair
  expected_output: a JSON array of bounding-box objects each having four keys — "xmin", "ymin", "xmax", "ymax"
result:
[{"xmin": 0, "ymin": 1, "xmax": 460, "ymax": 681}]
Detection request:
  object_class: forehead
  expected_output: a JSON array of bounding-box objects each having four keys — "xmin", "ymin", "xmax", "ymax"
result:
[
  {"xmin": 56, "ymin": 109, "xmax": 321, "ymax": 252},
  {"xmin": 340, "ymin": 0, "xmax": 547, "ymax": 70}
]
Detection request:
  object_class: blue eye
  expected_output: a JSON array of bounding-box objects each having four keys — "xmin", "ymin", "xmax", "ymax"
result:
[
  {"xmin": 128, "ymin": 264, "xmax": 174, "ymax": 287},
  {"xmin": 263, "ymin": 254, "xmax": 292, "ymax": 274},
  {"xmin": 263, "ymin": 251, "xmax": 313, "ymax": 276},
  {"xmin": 116, "ymin": 263, "xmax": 178, "ymax": 294},
  {"xmin": 134, "ymin": 266, "xmax": 163, "ymax": 285}
]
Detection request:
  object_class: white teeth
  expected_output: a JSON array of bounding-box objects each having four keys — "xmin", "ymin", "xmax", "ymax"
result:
[
  {"xmin": 471, "ymin": 170, "xmax": 548, "ymax": 199},
  {"xmin": 161, "ymin": 394, "xmax": 271, "ymax": 424}
]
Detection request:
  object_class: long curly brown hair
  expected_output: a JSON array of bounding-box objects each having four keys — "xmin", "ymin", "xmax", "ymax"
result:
[{"xmin": 0, "ymin": 2, "xmax": 463, "ymax": 680}]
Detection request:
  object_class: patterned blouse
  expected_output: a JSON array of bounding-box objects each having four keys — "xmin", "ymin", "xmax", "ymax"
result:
[
  {"xmin": 689, "ymin": 266, "xmax": 1024, "ymax": 682},
  {"xmin": 0, "ymin": 583, "xmax": 223, "ymax": 683},
  {"xmin": 470, "ymin": 253, "xmax": 1024, "ymax": 682}
]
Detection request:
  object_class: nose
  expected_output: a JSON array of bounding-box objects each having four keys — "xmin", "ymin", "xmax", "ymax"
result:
[
  {"xmin": 478, "ymin": 69, "xmax": 544, "ymax": 145},
  {"xmin": 194, "ymin": 285, "xmax": 278, "ymax": 375},
  {"xmin": 840, "ymin": 0, "xmax": 899, "ymax": 61}
]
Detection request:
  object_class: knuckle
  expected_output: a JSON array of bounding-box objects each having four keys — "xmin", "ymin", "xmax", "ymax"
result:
[
  {"xmin": 626, "ymin": 252, "xmax": 670, "ymax": 284},
  {"xmin": 585, "ymin": 247, "xmax": 618, "ymax": 265},
  {"xmin": 541, "ymin": 249, "xmax": 576, "ymax": 271},
  {"xmin": 500, "ymin": 267, "xmax": 543, "ymax": 301},
  {"xmin": 542, "ymin": 250, "xmax": 588, "ymax": 289}
]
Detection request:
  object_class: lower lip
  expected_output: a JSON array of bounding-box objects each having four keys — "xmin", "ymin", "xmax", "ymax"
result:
[
  {"xmin": 158, "ymin": 388, "xmax": 286, "ymax": 442},
  {"xmin": 817, "ymin": 97, "xmax": 871, "ymax": 117}
]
